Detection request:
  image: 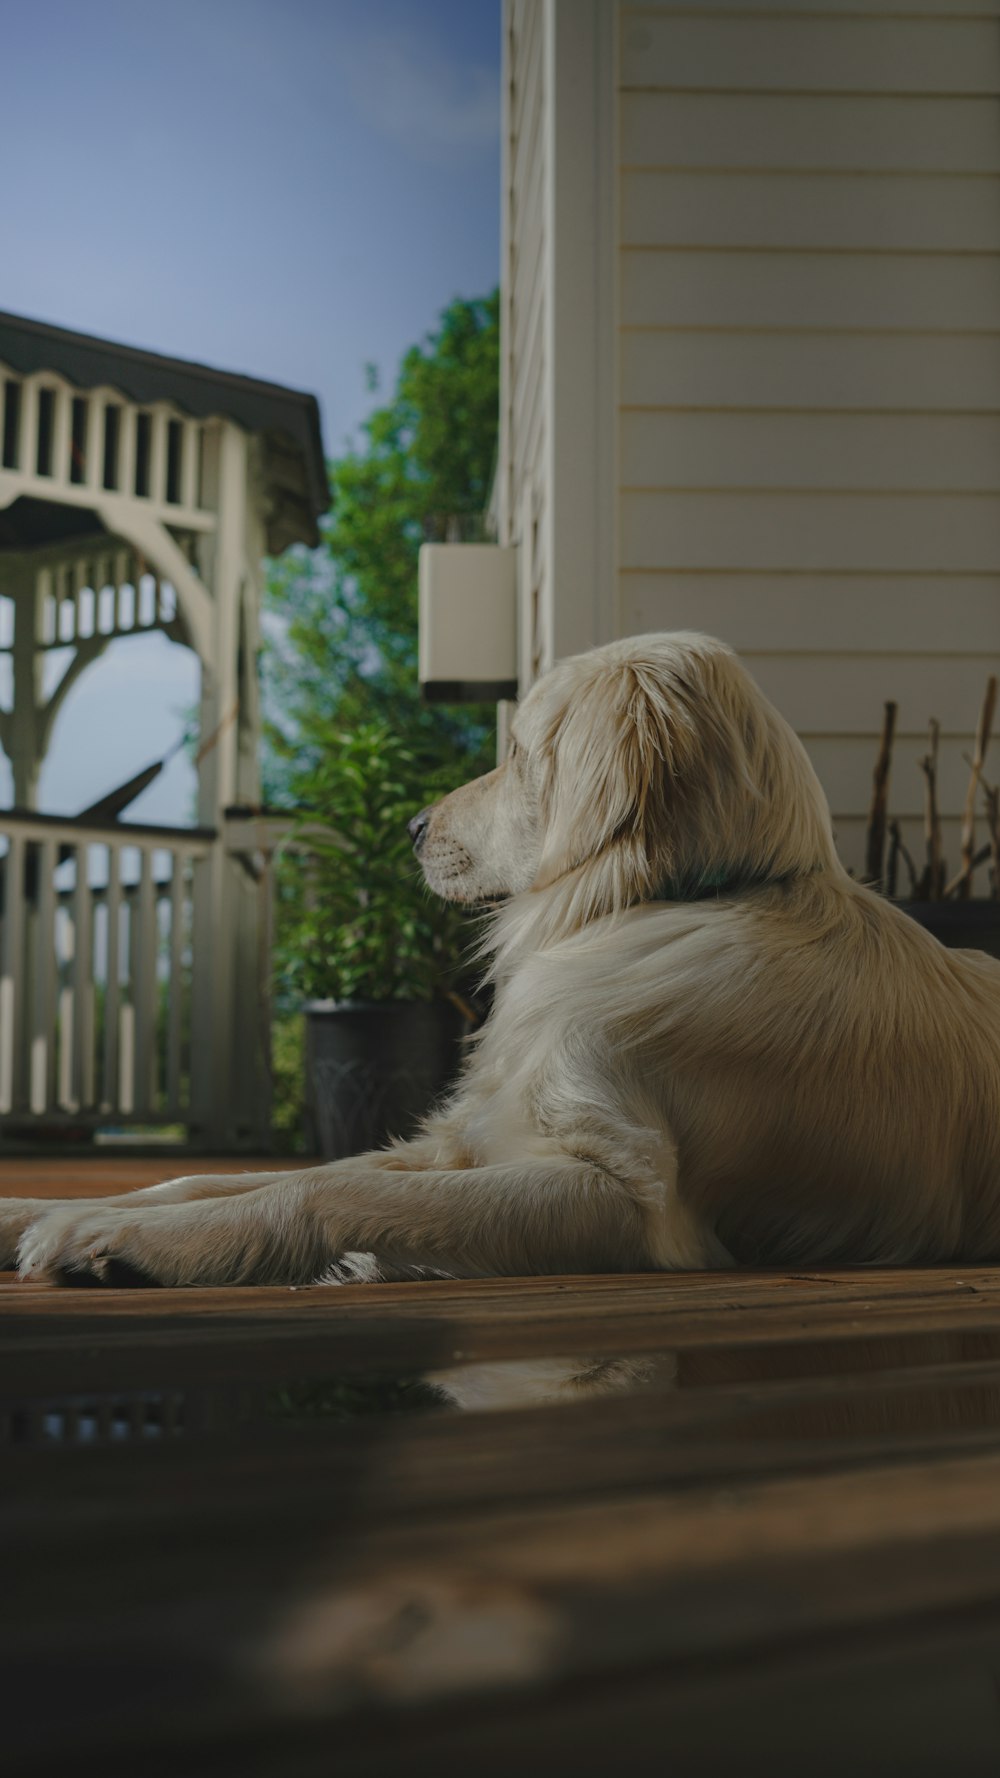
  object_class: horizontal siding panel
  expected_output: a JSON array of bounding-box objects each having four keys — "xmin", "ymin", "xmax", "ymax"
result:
[
  {"xmin": 626, "ymin": 3, "xmax": 1000, "ymax": 16},
  {"xmin": 620, "ymin": 16, "xmax": 1000, "ymax": 96},
  {"xmin": 741, "ymin": 652, "xmax": 1000, "ymax": 734},
  {"xmin": 621, "ymin": 491, "xmax": 1000, "ymax": 572},
  {"xmin": 622, "ymin": 251, "xmax": 1000, "ymax": 330},
  {"xmin": 621, "ymin": 172, "xmax": 1000, "ymax": 253},
  {"xmin": 621, "ymin": 412, "xmax": 1000, "ymax": 492},
  {"xmin": 619, "ymin": 332, "xmax": 1000, "ymax": 414},
  {"xmin": 619, "ymin": 574, "xmax": 1000, "ymax": 655},
  {"xmin": 829, "ymin": 814, "xmax": 965, "ymax": 877},
  {"xmin": 806, "ymin": 734, "xmax": 989, "ymax": 818},
  {"xmin": 620, "ymin": 94, "xmax": 1000, "ymax": 174}
]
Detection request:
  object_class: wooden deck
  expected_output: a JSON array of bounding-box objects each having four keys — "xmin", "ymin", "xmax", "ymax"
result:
[{"xmin": 6, "ymin": 1159, "xmax": 1000, "ymax": 1774}]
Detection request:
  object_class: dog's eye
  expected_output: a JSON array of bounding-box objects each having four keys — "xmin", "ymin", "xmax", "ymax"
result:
[{"xmin": 509, "ymin": 740, "xmax": 519, "ymax": 762}]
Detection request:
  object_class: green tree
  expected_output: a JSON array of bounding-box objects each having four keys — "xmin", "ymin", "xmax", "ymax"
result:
[
  {"xmin": 263, "ymin": 289, "xmax": 500, "ymax": 797},
  {"xmin": 263, "ymin": 293, "xmax": 501, "ymax": 1143}
]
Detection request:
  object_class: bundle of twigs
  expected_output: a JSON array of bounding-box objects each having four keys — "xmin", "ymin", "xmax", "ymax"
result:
[{"xmin": 865, "ymin": 675, "xmax": 999, "ymax": 900}]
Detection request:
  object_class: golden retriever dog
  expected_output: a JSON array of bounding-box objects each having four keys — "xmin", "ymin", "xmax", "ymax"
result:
[{"xmin": 7, "ymin": 631, "xmax": 1000, "ymax": 1306}]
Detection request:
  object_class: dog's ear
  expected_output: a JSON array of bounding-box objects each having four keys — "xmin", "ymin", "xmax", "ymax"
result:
[{"xmin": 533, "ymin": 663, "xmax": 686, "ymax": 889}]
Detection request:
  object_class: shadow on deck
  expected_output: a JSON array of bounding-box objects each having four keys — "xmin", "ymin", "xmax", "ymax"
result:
[{"xmin": 6, "ymin": 1159, "xmax": 1000, "ymax": 1775}]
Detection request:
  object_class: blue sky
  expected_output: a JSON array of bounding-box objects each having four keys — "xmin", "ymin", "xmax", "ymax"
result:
[{"xmin": 1, "ymin": 0, "xmax": 500, "ymax": 821}]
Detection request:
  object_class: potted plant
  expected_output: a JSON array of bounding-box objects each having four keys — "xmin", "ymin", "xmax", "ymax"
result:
[
  {"xmin": 277, "ymin": 722, "xmax": 479, "ymax": 1159},
  {"xmin": 865, "ymin": 677, "xmax": 1000, "ymax": 958}
]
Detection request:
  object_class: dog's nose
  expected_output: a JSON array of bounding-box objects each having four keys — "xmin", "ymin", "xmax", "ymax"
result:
[{"xmin": 408, "ymin": 808, "xmax": 431, "ymax": 853}]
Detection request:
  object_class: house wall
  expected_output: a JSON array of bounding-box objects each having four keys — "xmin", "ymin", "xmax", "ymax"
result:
[
  {"xmin": 502, "ymin": 0, "xmax": 1000, "ymax": 880},
  {"xmin": 615, "ymin": 0, "xmax": 1000, "ymax": 876},
  {"xmin": 500, "ymin": 2, "xmax": 617, "ymax": 690},
  {"xmin": 500, "ymin": 0, "xmax": 549, "ymax": 689}
]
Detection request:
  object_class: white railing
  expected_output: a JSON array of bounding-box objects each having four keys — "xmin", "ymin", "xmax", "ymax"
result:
[
  {"xmin": 0, "ymin": 810, "xmax": 216, "ymax": 1132},
  {"xmin": 0, "ymin": 550, "xmax": 181, "ymax": 657},
  {"xmin": 0, "ymin": 365, "xmax": 217, "ymax": 532}
]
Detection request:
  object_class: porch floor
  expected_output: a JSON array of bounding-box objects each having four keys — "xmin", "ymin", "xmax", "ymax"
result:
[
  {"xmin": 0, "ymin": 1152, "xmax": 302, "ymax": 1199},
  {"xmin": 7, "ymin": 1157, "xmax": 1000, "ymax": 1773}
]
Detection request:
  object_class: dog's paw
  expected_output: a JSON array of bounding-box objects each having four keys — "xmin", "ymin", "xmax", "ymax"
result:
[
  {"xmin": 0, "ymin": 1199, "xmax": 56, "ymax": 1271},
  {"xmin": 17, "ymin": 1204, "xmax": 186, "ymax": 1287}
]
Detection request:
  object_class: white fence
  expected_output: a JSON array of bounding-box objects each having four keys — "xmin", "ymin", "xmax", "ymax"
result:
[{"xmin": 0, "ymin": 808, "xmax": 281, "ymax": 1146}]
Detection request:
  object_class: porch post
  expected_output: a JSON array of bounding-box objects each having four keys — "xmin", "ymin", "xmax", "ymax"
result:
[{"xmin": 8, "ymin": 562, "xmax": 43, "ymax": 809}]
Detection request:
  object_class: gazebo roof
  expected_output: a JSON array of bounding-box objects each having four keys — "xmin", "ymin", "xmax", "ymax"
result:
[{"xmin": 0, "ymin": 309, "xmax": 328, "ymax": 551}]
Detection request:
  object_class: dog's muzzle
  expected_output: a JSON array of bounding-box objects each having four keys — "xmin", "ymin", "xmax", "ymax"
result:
[{"xmin": 408, "ymin": 809, "xmax": 431, "ymax": 854}]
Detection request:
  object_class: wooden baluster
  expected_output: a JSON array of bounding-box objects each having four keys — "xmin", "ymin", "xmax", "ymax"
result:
[
  {"xmin": 19, "ymin": 376, "xmax": 40, "ymax": 479},
  {"xmin": 166, "ymin": 851, "xmax": 185, "ymax": 1117},
  {"xmin": 52, "ymin": 386, "xmax": 71, "ymax": 484},
  {"xmin": 0, "ymin": 832, "xmax": 26, "ymax": 1114},
  {"xmin": 84, "ymin": 395, "xmax": 103, "ymax": 492},
  {"xmin": 113, "ymin": 549, "xmax": 130, "ymax": 632},
  {"xmin": 133, "ymin": 848, "xmax": 157, "ymax": 1118},
  {"xmin": 103, "ymin": 845, "xmax": 121, "ymax": 1114},
  {"xmin": 31, "ymin": 838, "xmax": 58, "ymax": 1114},
  {"xmin": 72, "ymin": 843, "xmax": 95, "ymax": 1110},
  {"xmin": 149, "ymin": 409, "xmax": 168, "ymax": 506},
  {"xmin": 36, "ymin": 566, "xmax": 55, "ymax": 646},
  {"xmin": 118, "ymin": 404, "xmax": 136, "ymax": 500},
  {"xmin": 181, "ymin": 421, "xmax": 199, "ymax": 511},
  {"xmin": 57, "ymin": 861, "xmax": 73, "ymax": 1109},
  {"xmin": 73, "ymin": 558, "xmax": 88, "ymax": 639}
]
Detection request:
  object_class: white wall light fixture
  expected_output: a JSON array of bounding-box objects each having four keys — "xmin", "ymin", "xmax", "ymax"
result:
[{"xmin": 418, "ymin": 543, "xmax": 518, "ymax": 703}]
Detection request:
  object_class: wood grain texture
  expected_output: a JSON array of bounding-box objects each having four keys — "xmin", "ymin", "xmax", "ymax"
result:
[{"xmin": 7, "ymin": 1268, "xmax": 1000, "ymax": 1392}]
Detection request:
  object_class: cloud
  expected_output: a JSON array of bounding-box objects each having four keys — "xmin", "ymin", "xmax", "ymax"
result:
[{"xmin": 340, "ymin": 27, "xmax": 499, "ymax": 158}]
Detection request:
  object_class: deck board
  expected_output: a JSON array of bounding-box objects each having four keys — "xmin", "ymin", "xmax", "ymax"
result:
[{"xmin": 8, "ymin": 1157, "xmax": 1000, "ymax": 1771}]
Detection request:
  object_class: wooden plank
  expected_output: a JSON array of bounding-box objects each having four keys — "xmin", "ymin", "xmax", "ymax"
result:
[
  {"xmin": 622, "ymin": 171, "xmax": 1000, "ymax": 254},
  {"xmin": 621, "ymin": 249, "xmax": 1000, "ymax": 331},
  {"xmin": 620, "ymin": 489, "xmax": 1000, "ymax": 574},
  {"xmin": 10, "ymin": 1356, "xmax": 1000, "ymax": 1520},
  {"xmin": 621, "ymin": 410, "xmax": 1000, "ymax": 492},
  {"xmin": 618, "ymin": 572, "xmax": 1000, "ymax": 657},
  {"xmin": 9, "ymin": 1447, "xmax": 1000, "ymax": 1773},
  {"xmin": 619, "ymin": 15, "xmax": 1000, "ymax": 96},
  {"xmin": 0, "ymin": 1155, "xmax": 293, "ymax": 1197},
  {"xmin": 8, "ymin": 1270, "xmax": 1000, "ymax": 1392},
  {"xmin": 619, "ymin": 91, "xmax": 1000, "ymax": 173}
]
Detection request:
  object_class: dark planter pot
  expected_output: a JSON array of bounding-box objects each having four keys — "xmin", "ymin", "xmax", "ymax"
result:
[
  {"xmin": 900, "ymin": 900, "xmax": 1000, "ymax": 961},
  {"xmin": 304, "ymin": 999, "xmax": 466, "ymax": 1160}
]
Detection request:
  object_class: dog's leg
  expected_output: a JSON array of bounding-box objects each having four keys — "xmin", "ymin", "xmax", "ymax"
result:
[
  {"xmin": 0, "ymin": 1170, "xmax": 297, "ymax": 1270},
  {"xmin": 1, "ymin": 1137, "xmax": 464, "ymax": 1271},
  {"xmin": 17, "ymin": 1152, "xmax": 717, "ymax": 1287}
]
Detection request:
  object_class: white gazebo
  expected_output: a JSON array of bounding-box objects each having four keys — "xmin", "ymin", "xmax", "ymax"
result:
[{"xmin": 0, "ymin": 311, "xmax": 327, "ymax": 1149}]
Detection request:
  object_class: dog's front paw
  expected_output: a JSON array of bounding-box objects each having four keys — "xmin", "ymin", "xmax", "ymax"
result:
[
  {"xmin": 18, "ymin": 1204, "xmax": 189, "ymax": 1287},
  {"xmin": 0, "ymin": 1199, "xmax": 56, "ymax": 1271}
]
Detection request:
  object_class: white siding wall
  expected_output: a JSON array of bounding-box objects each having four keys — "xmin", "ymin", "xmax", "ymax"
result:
[
  {"xmin": 501, "ymin": 1, "xmax": 617, "ymax": 693},
  {"xmin": 616, "ymin": 0, "xmax": 1000, "ymax": 876},
  {"xmin": 501, "ymin": 0, "xmax": 549, "ymax": 689}
]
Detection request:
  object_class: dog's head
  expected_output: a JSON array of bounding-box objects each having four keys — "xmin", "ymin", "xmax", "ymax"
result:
[{"xmin": 411, "ymin": 632, "xmax": 836, "ymax": 915}]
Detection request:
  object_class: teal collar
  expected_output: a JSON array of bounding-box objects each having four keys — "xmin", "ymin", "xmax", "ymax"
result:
[{"xmin": 652, "ymin": 866, "xmax": 787, "ymax": 903}]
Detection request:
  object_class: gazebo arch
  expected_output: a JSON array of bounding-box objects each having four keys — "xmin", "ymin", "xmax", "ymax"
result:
[{"xmin": 0, "ymin": 312, "xmax": 327, "ymax": 1149}]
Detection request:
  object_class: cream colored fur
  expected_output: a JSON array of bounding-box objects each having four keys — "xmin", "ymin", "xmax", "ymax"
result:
[{"xmin": 9, "ymin": 632, "xmax": 1000, "ymax": 1315}]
